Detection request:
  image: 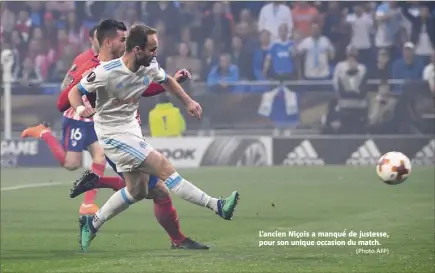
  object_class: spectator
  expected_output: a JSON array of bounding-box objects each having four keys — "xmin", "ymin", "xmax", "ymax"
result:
[
  {"xmin": 1, "ymin": 4, "xmax": 16, "ymax": 34},
  {"xmin": 27, "ymin": 1, "xmax": 44, "ymax": 27},
  {"xmin": 45, "ymin": 1, "xmax": 75, "ymax": 14},
  {"xmin": 43, "ymin": 12, "xmax": 59, "ymax": 46},
  {"xmin": 266, "ymin": 24, "xmax": 297, "ymax": 81},
  {"xmin": 15, "ymin": 10, "xmax": 32, "ymax": 42},
  {"xmin": 147, "ymin": 2, "xmax": 180, "ymax": 37},
  {"xmin": 201, "ymin": 2, "xmax": 233, "ymax": 53},
  {"xmin": 56, "ymin": 28, "xmax": 78, "ymax": 61},
  {"xmin": 27, "ymin": 39, "xmax": 54, "ymax": 80},
  {"xmin": 123, "ymin": 8, "xmax": 144, "ymax": 29},
  {"xmin": 237, "ymin": 8, "xmax": 258, "ymax": 39},
  {"xmin": 252, "ymin": 30, "xmax": 271, "ymax": 81},
  {"xmin": 292, "ymin": 2, "xmax": 319, "ymax": 41},
  {"xmin": 178, "ymin": 2, "xmax": 203, "ymax": 29},
  {"xmin": 374, "ymin": 2, "xmax": 405, "ymax": 59},
  {"xmin": 372, "ymin": 48, "xmax": 391, "ymax": 81},
  {"xmin": 258, "ymin": 1, "xmax": 293, "ymax": 42},
  {"xmin": 207, "ymin": 53, "xmax": 239, "ymax": 92},
  {"xmin": 369, "ymin": 49, "xmax": 394, "ymax": 128},
  {"xmin": 235, "ymin": 21, "xmax": 257, "ymax": 49},
  {"xmin": 10, "ymin": 30, "xmax": 26, "ymax": 67},
  {"xmin": 31, "ymin": 27, "xmax": 44, "ymax": 41},
  {"xmin": 180, "ymin": 27, "xmax": 198, "ymax": 58},
  {"xmin": 230, "ymin": 36, "xmax": 252, "ymax": 80},
  {"xmin": 13, "ymin": 56, "xmax": 43, "ymax": 84},
  {"xmin": 52, "ymin": 44, "xmax": 76, "ymax": 81},
  {"xmin": 392, "ymin": 42, "xmax": 424, "ymax": 83},
  {"xmin": 297, "ymin": 22, "xmax": 334, "ymax": 80},
  {"xmin": 65, "ymin": 11, "xmax": 81, "ymax": 46},
  {"xmin": 346, "ymin": 3, "xmax": 374, "ymax": 69},
  {"xmin": 326, "ymin": 45, "xmax": 369, "ymax": 134},
  {"xmin": 401, "ymin": 4, "xmax": 435, "ymax": 65},
  {"xmin": 322, "ymin": 2, "xmax": 351, "ymax": 63},
  {"xmin": 166, "ymin": 42, "xmax": 201, "ymax": 81},
  {"xmin": 200, "ymin": 38, "xmax": 219, "ymax": 81},
  {"xmin": 154, "ymin": 20, "xmax": 170, "ymax": 69}
]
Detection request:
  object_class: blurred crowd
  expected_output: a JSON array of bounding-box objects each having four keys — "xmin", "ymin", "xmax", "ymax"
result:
[{"xmin": 1, "ymin": 1, "xmax": 434, "ymax": 91}]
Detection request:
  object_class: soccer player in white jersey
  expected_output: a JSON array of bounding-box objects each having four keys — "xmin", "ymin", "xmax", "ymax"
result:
[{"xmin": 68, "ymin": 24, "xmax": 240, "ymax": 250}]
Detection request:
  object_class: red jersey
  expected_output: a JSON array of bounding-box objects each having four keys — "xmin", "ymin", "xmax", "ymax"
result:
[
  {"xmin": 67, "ymin": 48, "xmax": 96, "ymax": 78},
  {"xmin": 62, "ymin": 57, "xmax": 100, "ymax": 122}
]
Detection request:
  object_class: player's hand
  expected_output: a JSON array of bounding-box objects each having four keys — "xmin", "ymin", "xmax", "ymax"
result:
[
  {"xmin": 174, "ymin": 69, "xmax": 191, "ymax": 83},
  {"xmin": 186, "ymin": 100, "xmax": 202, "ymax": 120},
  {"xmin": 77, "ymin": 105, "xmax": 96, "ymax": 118}
]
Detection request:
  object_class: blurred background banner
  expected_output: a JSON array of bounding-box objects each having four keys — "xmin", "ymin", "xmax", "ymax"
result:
[
  {"xmin": 1, "ymin": 138, "xmax": 59, "ymax": 168},
  {"xmin": 272, "ymin": 136, "xmax": 434, "ymax": 166}
]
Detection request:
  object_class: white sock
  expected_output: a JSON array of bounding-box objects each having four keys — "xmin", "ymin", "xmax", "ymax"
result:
[
  {"xmin": 92, "ymin": 187, "xmax": 136, "ymax": 230},
  {"xmin": 165, "ymin": 172, "xmax": 219, "ymax": 212}
]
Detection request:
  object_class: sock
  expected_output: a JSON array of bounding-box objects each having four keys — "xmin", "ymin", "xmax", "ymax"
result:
[
  {"xmin": 92, "ymin": 187, "xmax": 136, "ymax": 230},
  {"xmin": 96, "ymin": 176, "xmax": 125, "ymax": 191},
  {"xmin": 41, "ymin": 131, "xmax": 66, "ymax": 166},
  {"xmin": 91, "ymin": 162, "xmax": 106, "ymax": 176},
  {"xmin": 154, "ymin": 197, "xmax": 186, "ymax": 245},
  {"xmin": 165, "ymin": 173, "xmax": 219, "ymax": 212}
]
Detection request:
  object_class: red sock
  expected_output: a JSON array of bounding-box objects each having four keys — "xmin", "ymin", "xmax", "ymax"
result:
[
  {"xmin": 83, "ymin": 163, "xmax": 106, "ymax": 204},
  {"xmin": 41, "ymin": 131, "xmax": 66, "ymax": 166},
  {"xmin": 154, "ymin": 197, "xmax": 186, "ymax": 245},
  {"xmin": 91, "ymin": 162, "xmax": 106, "ymax": 176},
  {"xmin": 96, "ymin": 176, "xmax": 125, "ymax": 191},
  {"xmin": 82, "ymin": 163, "xmax": 105, "ymax": 204}
]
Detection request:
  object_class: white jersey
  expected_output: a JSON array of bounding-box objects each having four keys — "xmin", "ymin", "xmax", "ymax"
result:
[
  {"xmin": 78, "ymin": 57, "xmax": 167, "ymax": 137},
  {"xmin": 77, "ymin": 57, "xmax": 166, "ymax": 172}
]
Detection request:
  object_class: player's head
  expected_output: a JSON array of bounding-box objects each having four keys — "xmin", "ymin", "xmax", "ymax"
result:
[
  {"xmin": 125, "ymin": 24, "xmax": 158, "ymax": 67},
  {"xmin": 97, "ymin": 19, "xmax": 127, "ymax": 58},
  {"xmin": 89, "ymin": 25, "xmax": 99, "ymax": 52}
]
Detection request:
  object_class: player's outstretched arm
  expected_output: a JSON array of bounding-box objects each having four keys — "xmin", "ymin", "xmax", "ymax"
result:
[
  {"xmin": 162, "ymin": 75, "xmax": 202, "ymax": 120},
  {"xmin": 142, "ymin": 69, "xmax": 191, "ymax": 97}
]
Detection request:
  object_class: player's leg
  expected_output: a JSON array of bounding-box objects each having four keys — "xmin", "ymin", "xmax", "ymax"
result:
[
  {"xmin": 79, "ymin": 170, "xmax": 148, "ymax": 251},
  {"xmin": 72, "ymin": 158, "xmax": 209, "ymax": 249},
  {"xmin": 150, "ymin": 180, "xmax": 209, "ymax": 249},
  {"xmin": 21, "ymin": 121, "xmax": 81, "ymax": 169},
  {"xmin": 80, "ymin": 124, "xmax": 109, "ymax": 213},
  {"xmin": 70, "ymin": 155, "xmax": 126, "ymax": 198},
  {"xmin": 140, "ymin": 149, "xmax": 239, "ymax": 220}
]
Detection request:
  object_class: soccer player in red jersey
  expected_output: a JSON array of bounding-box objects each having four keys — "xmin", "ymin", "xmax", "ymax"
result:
[
  {"xmin": 51, "ymin": 20, "xmax": 208, "ymax": 249},
  {"xmin": 22, "ymin": 25, "xmax": 105, "ymax": 215}
]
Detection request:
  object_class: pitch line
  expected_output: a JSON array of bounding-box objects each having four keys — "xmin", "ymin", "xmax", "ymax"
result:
[{"xmin": 1, "ymin": 181, "xmax": 70, "ymax": 191}]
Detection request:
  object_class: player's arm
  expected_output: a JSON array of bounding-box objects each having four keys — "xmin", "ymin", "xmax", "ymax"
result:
[
  {"xmin": 141, "ymin": 69, "xmax": 191, "ymax": 97},
  {"xmin": 57, "ymin": 65, "xmax": 98, "ymax": 112},
  {"xmin": 57, "ymin": 76, "xmax": 79, "ymax": 112},
  {"xmin": 69, "ymin": 67, "xmax": 107, "ymax": 117},
  {"xmin": 152, "ymin": 62, "xmax": 202, "ymax": 119}
]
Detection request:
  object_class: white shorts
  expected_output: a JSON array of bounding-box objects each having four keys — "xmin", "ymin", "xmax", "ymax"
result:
[{"xmin": 100, "ymin": 134, "xmax": 154, "ymax": 172}]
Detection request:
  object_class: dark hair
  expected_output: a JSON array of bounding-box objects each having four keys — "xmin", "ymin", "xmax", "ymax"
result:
[
  {"xmin": 125, "ymin": 24, "xmax": 157, "ymax": 52},
  {"xmin": 89, "ymin": 25, "xmax": 99, "ymax": 38},
  {"xmin": 96, "ymin": 19, "xmax": 127, "ymax": 45}
]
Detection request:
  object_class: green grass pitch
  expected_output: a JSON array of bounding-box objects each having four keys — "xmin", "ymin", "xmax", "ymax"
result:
[{"xmin": 1, "ymin": 166, "xmax": 434, "ymax": 273}]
